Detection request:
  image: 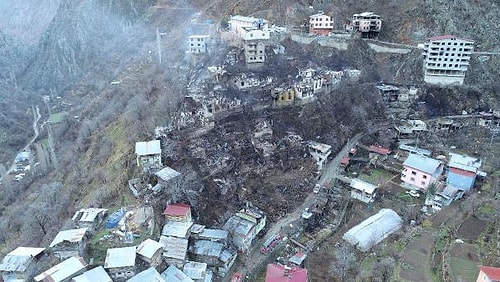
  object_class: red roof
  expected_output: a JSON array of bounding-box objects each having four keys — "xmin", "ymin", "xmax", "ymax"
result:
[
  {"xmin": 449, "ymin": 167, "xmax": 476, "ymax": 177},
  {"xmin": 163, "ymin": 203, "xmax": 191, "ymax": 216},
  {"xmin": 340, "ymin": 156, "xmax": 350, "ymax": 166},
  {"xmin": 428, "ymin": 35, "xmax": 473, "ymax": 42},
  {"xmin": 265, "ymin": 264, "xmax": 307, "ymax": 282},
  {"xmin": 480, "ymin": 266, "xmax": 500, "ymax": 281},
  {"xmin": 231, "ymin": 272, "xmax": 243, "ymax": 282},
  {"xmin": 369, "ymin": 145, "xmax": 391, "ymax": 155}
]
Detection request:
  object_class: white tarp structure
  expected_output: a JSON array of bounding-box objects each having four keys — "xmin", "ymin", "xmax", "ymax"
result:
[{"xmin": 343, "ymin": 209, "xmax": 403, "ymax": 251}]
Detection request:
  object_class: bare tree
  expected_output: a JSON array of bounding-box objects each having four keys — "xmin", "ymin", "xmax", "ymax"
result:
[{"xmin": 371, "ymin": 257, "xmax": 396, "ymax": 282}]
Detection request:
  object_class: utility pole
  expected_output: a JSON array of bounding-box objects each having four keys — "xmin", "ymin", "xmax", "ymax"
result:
[{"xmin": 156, "ymin": 28, "xmax": 162, "ymax": 64}]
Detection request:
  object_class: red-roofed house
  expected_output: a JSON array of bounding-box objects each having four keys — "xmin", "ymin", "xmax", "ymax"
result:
[
  {"xmin": 368, "ymin": 145, "xmax": 391, "ymax": 155},
  {"xmin": 163, "ymin": 203, "xmax": 192, "ymax": 222},
  {"xmin": 340, "ymin": 156, "xmax": 350, "ymax": 168},
  {"xmin": 265, "ymin": 264, "xmax": 307, "ymax": 282},
  {"xmin": 477, "ymin": 266, "xmax": 500, "ymax": 282}
]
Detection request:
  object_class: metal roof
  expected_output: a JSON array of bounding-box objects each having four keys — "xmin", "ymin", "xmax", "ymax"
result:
[
  {"xmin": 192, "ymin": 240, "xmax": 223, "ymax": 257},
  {"xmin": 72, "ymin": 266, "xmax": 112, "ymax": 282},
  {"xmin": 448, "ymin": 153, "xmax": 481, "ymax": 172},
  {"xmin": 223, "ymin": 216, "xmax": 254, "ymax": 236},
  {"xmin": 162, "ymin": 221, "xmax": 193, "ymax": 238},
  {"xmin": 219, "ymin": 248, "xmax": 237, "ymax": 263},
  {"xmin": 161, "ymin": 265, "xmax": 194, "ymax": 282},
  {"xmin": 350, "ymin": 178, "xmax": 377, "ymax": 194},
  {"xmin": 289, "ymin": 252, "xmax": 307, "ymax": 265},
  {"xmin": 135, "ymin": 140, "xmax": 161, "ymax": 156},
  {"xmin": 72, "ymin": 208, "xmax": 108, "ymax": 223},
  {"xmin": 34, "ymin": 256, "xmax": 87, "ymax": 282},
  {"xmin": 49, "ymin": 227, "xmax": 89, "ymax": 247},
  {"xmin": 265, "ymin": 264, "xmax": 308, "ymax": 282},
  {"xmin": 198, "ymin": 228, "xmax": 229, "ymax": 241},
  {"xmin": 447, "ymin": 170, "xmax": 476, "ymax": 191},
  {"xmin": 403, "ymin": 154, "xmax": 442, "ymax": 175},
  {"xmin": 155, "ymin": 167, "xmax": 181, "ymax": 181},
  {"xmin": 159, "ymin": 236, "xmax": 188, "ymax": 260},
  {"xmin": 104, "ymin": 246, "xmax": 136, "ymax": 269},
  {"xmin": 343, "ymin": 209, "xmax": 403, "ymax": 252},
  {"xmin": 163, "ymin": 203, "xmax": 191, "ymax": 217},
  {"xmin": 183, "ymin": 261, "xmax": 207, "ymax": 281},
  {"xmin": 0, "ymin": 247, "xmax": 45, "ymax": 272},
  {"xmin": 136, "ymin": 239, "xmax": 163, "ymax": 260},
  {"xmin": 127, "ymin": 267, "xmax": 165, "ymax": 282}
]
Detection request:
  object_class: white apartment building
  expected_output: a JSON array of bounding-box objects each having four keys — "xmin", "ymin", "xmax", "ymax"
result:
[
  {"xmin": 309, "ymin": 12, "xmax": 334, "ymax": 35},
  {"xmin": 421, "ymin": 35, "xmax": 474, "ymax": 86},
  {"xmin": 346, "ymin": 12, "xmax": 381, "ymax": 38},
  {"xmin": 188, "ymin": 35, "xmax": 210, "ymax": 54}
]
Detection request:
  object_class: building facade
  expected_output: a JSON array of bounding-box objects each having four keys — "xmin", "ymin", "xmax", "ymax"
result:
[
  {"xmin": 309, "ymin": 12, "xmax": 334, "ymax": 35},
  {"xmin": 346, "ymin": 12, "xmax": 381, "ymax": 38},
  {"xmin": 188, "ymin": 35, "xmax": 210, "ymax": 54},
  {"xmin": 421, "ymin": 35, "xmax": 474, "ymax": 86},
  {"xmin": 401, "ymin": 154, "xmax": 443, "ymax": 191}
]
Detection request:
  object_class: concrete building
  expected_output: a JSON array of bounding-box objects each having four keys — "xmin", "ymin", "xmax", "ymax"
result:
[
  {"xmin": 135, "ymin": 140, "xmax": 162, "ymax": 170},
  {"xmin": 223, "ymin": 203, "xmax": 266, "ymax": 252},
  {"xmin": 136, "ymin": 239, "xmax": 164, "ymax": 267},
  {"xmin": 0, "ymin": 247, "xmax": 45, "ymax": 282},
  {"xmin": 346, "ymin": 12, "xmax": 381, "ymax": 38},
  {"xmin": 103, "ymin": 246, "xmax": 136, "ymax": 281},
  {"xmin": 402, "ymin": 154, "xmax": 443, "ymax": 191},
  {"xmin": 307, "ymin": 141, "xmax": 332, "ymax": 171},
  {"xmin": 72, "ymin": 266, "xmax": 112, "ymax": 282},
  {"xmin": 188, "ymin": 35, "xmax": 210, "ymax": 54},
  {"xmin": 476, "ymin": 266, "xmax": 500, "ymax": 282},
  {"xmin": 350, "ymin": 178, "xmax": 377, "ymax": 203},
  {"xmin": 420, "ymin": 35, "xmax": 474, "ymax": 86},
  {"xmin": 34, "ymin": 257, "xmax": 87, "ymax": 282},
  {"xmin": 49, "ymin": 227, "xmax": 89, "ymax": 259},
  {"xmin": 309, "ymin": 12, "xmax": 334, "ymax": 35}
]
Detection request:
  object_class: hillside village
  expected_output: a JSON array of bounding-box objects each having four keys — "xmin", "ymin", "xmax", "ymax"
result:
[{"xmin": 0, "ymin": 4, "xmax": 499, "ymax": 282}]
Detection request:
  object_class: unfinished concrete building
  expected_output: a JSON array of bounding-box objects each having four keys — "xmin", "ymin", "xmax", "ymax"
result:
[
  {"xmin": 420, "ymin": 35, "xmax": 474, "ymax": 86},
  {"xmin": 346, "ymin": 12, "xmax": 382, "ymax": 38},
  {"xmin": 188, "ymin": 35, "xmax": 210, "ymax": 54},
  {"xmin": 309, "ymin": 12, "xmax": 334, "ymax": 36}
]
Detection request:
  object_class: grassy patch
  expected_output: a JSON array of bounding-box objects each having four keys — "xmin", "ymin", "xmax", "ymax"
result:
[
  {"xmin": 359, "ymin": 254, "xmax": 377, "ymax": 279},
  {"xmin": 359, "ymin": 169, "xmax": 395, "ymax": 185},
  {"xmin": 476, "ymin": 202, "xmax": 495, "ymax": 218},
  {"xmin": 448, "ymin": 257, "xmax": 479, "ymax": 282},
  {"xmin": 48, "ymin": 112, "xmax": 67, "ymax": 123}
]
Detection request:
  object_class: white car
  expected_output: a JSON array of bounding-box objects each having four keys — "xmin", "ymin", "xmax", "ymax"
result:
[
  {"xmin": 406, "ymin": 190, "xmax": 420, "ymax": 198},
  {"xmin": 313, "ymin": 184, "xmax": 321, "ymax": 193}
]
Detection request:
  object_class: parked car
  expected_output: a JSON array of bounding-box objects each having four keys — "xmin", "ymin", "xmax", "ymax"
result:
[{"xmin": 406, "ymin": 190, "xmax": 420, "ymax": 198}]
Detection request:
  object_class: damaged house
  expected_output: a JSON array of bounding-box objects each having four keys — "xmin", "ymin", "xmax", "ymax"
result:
[
  {"xmin": 72, "ymin": 208, "xmax": 108, "ymax": 230},
  {"xmin": 307, "ymin": 141, "xmax": 332, "ymax": 171},
  {"xmin": 223, "ymin": 203, "xmax": 266, "ymax": 252},
  {"xmin": 350, "ymin": 178, "xmax": 378, "ymax": 203},
  {"xmin": 104, "ymin": 246, "xmax": 137, "ymax": 281},
  {"xmin": 136, "ymin": 239, "xmax": 164, "ymax": 268},
  {"xmin": 135, "ymin": 140, "xmax": 162, "ymax": 171},
  {"xmin": 154, "ymin": 166, "xmax": 181, "ymax": 195},
  {"xmin": 49, "ymin": 227, "xmax": 89, "ymax": 260}
]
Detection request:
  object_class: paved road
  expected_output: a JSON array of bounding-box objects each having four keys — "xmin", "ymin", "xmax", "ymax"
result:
[
  {"xmin": 0, "ymin": 106, "xmax": 41, "ymax": 183},
  {"xmin": 232, "ymin": 133, "xmax": 364, "ymax": 279}
]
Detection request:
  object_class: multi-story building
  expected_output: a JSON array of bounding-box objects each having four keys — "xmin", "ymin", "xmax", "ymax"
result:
[
  {"xmin": 242, "ymin": 27, "xmax": 269, "ymax": 65},
  {"xmin": 188, "ymin": 35, "xmax": 210, "ymax": 54},
  {"xmin": 309, "ymin": 12, "xmax": 334, "ymax": 35},
  {"xmin": 401, "ymin": 154, "xmax": 443, "ymax": 191},
  {"xmin": 346, "ymin": 12, "xmax": 381, "ymax": 38},
  {"xmin": 420, "ymin": 35, "xmax": 474, "ymax": 86},
  {"xmin": 229, "ymin": 15, "xmax": 268, "ymax": 36}
]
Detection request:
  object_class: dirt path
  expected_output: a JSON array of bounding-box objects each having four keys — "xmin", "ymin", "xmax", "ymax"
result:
[{"xmin": 228, "ymin": 133, "xmax": 364, "ymax": 279}]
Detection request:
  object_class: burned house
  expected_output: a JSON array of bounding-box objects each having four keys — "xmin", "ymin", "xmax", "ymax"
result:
[
  {"xmin": 271, "ymin": 86, "xmax": 295, "ymax": 106},
  {"xmin": 0, "ymin": 247, "xmax": 45, "ymax": 282},
  {"xmin": 396, "ymin": 120, "xmax": 427, "ymax": 137},
  {"xmin": 223, "ymin": 203, "xmax": 266, "ymax": 252},
  {"xmin": 34, "ymin": 256, "xmax": 87, "ymax": 282},
  {"xmin": 135, "ymin": 140, "xmax": 162, "ymax": 171},
  {"xmin": 217, "ymin": 248, "xmax": 238, "ymax": 277},
  {"xmin": 192, "ymin": 228, "xmax": 229, "ymax": 244},
  {"xmin": 154, "ymin": 166, "xmax": 181, "ymax": 194},
  {"xmin": 103, "ymin": 246, "xmax": 137, "ymax": 281},
  {"xmin": 49, "ymin": 227, "xmax": 89, "ymax": 260},
  {"xmin": 350, "ymin": 178, "xmax": 378, "ymax": 203},
  {"xmin": 136, "ymin": 239, "xmax": 164, "ymax": 267},
  {"xmin": 307, "ymin": 141, "xmax": 332, "ymax": 171},
  {"xmin": 159, "ymin": 236, "xmax": 189, "ymax": 269},
  {"xmin": 188, "ymin": 35, "xmax": 210, "ymax": 54},
  {"xmin": 376, "ymin": 84, "xmax": 401, "ymax": 103},
  {"xmin": 72, "ymin": 208, "xmax": 108, "ymax": 230}
]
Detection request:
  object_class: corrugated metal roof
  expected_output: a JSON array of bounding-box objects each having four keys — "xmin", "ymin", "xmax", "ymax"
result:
[
  {"xmin": 289, "ymin": 252, "xmax": 307, "ymax": 265},
  {"xmin": 163, "ymin": 204, "xmax": 191, "ymax": 217},
  {"xmin": 0, "ymin": 247, "xmax": 45, "ymax": 272},
  {"xmin": 155, "ymin": 167, "xmax": 181, "ymax": 181},
  {"xmin": 127, "ymin": 267, "xmax": 165, "ymax": 282},
  {"xmin": 219, "ymin": 249, "xmax": 237, "ymax": 263},
  {"xmin": 223, "ymin": 216, "xmax": 254, "ymax": 236},
  {"xmin": 447, "ymin": 171, "xmax": 475, "ymax": 191},
  {"xmin": 192, "ymin": 240, "xmax": 223, "ymax": 257},
  {"xmin": 449, "ymin": 153, "xmax": 481, "ymax": 172},
  {"xmin": 162, "ymin": 221, "xmax": 193, "ymax": 238},
  {"xmin": 403, "ymin": 154, "xmax": 442, "ymax": 175},
  {"xmin": 350, "ymin": 178, "xmax": 377, "ymax": 194},
  {"xmin": 265, "ymin": 264, "xmax": 308, "ymax": 282},
  {"xmin": 198, "ymin": 228, "xmax": 228, "ymax": 241},
  {"xmin": 183, "ymin": 261, "xmax": 207, "ymax": 280},
  {"xmin": 72, "ymin": 208, "xmax": 108, "ymax": 223},
  {"xmin": 49, "ymin": 227, "xmax": 89, "ymax": 247},
  {"xmin": 159, "ymin": 236, "xmax": 188, "ymax": 260},
  {"xmin": 136, "ymin": 239, "xmax": 163, "ymax": 260},
  {"xmin": 161, "ymin": 265, "xmax": 193, "ymax": 282},
  {"xmin": 104, "ymin": 246, "xmax": 136, "ymax": 269},
  {"xmin": 135, "ymin": 140, "xmax": 161, "ymax": 156},
  {"xmin": 34, "ymin": 257, "xmax": 87, "ymax": 282},
  {"xmin": 72, "ymin": 266, "xmax": 112, "ymax": 282}
]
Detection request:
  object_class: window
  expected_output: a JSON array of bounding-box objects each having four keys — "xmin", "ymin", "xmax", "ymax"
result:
[
  {"xmin": 259, "ymin": 56, "xmax": 263, "ymax": 60},
  {"xmin": 455, "ymin": 64, "xmax": 458, "ymax": 67},
  {"xmin": 411, "ymin": 171, "xmax": 417, "ymax": 175},
  {"xmin": 421, "ymin": 181, "xmax": 426, "ymax": 185},
  {"xmin": 410, "ymin": 177, "xmax": 415, "ymax": 182},
  {"xmin": 423, "ymin": 175, "xmax": 427, "ymax": 179}
]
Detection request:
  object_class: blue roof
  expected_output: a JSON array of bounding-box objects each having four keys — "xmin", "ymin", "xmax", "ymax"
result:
[
  {"xmin": 447, "ymin": 171, "xmax": 476, "ymax": 191},
  {"xmin": 403, "ymin": 154, "xmax": 442, "ymax": 175},
  {"xmin": 105, "ymin": 209, "xmax": 125, "ymax": 229}
]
